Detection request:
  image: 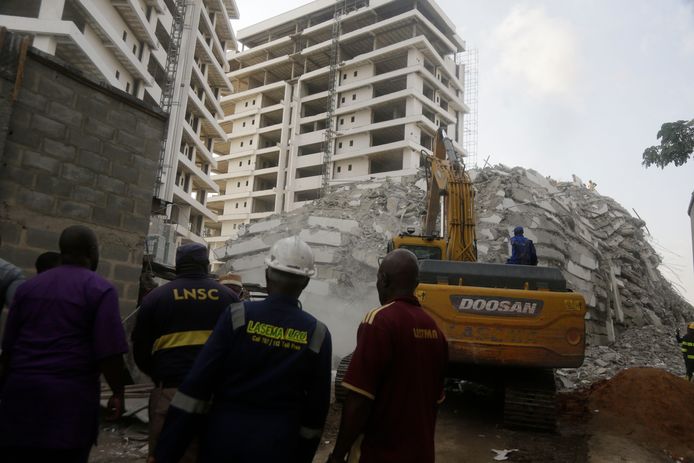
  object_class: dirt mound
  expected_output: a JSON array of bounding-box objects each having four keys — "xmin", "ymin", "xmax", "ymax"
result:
[{"xmin": 588, "ymin": 367, "xmax": 694, "ymax": 459}]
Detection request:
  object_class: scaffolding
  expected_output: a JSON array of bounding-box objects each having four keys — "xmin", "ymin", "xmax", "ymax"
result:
[
  {"xmin": 154, "ymin": 0, "xmax": 189, "ymax": 201},
  {"xmin": 320, "ymin": 0, "xmax": 346, "ymax": 196},
  {"xmin": 459, "ymin": 49, "xmax": 479, "ymax": 168}
]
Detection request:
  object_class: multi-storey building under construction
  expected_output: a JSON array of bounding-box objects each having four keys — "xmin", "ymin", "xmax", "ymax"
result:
[
  {"xmin": 0, "ymin": 0, "xmax": 238, "ymax": 265},
  {"xmin": 206, "ymin": 0, "xmax": 467, "ymax": 249}
]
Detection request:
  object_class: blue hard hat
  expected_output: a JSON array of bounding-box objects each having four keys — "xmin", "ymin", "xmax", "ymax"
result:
[{"xmin": 513, "ymin": 226, "xmax": 524, "ymax": 235}]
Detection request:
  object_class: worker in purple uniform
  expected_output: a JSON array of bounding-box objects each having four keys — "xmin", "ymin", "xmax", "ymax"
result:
[{"xmin": 0, "ymin": 225, "xmax": 129, "ymax": 463}]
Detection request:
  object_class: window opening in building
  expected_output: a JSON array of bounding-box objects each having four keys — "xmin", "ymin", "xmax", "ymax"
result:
[
  {"xmin": 354, "ymin": 71, "xmax": 358, "ymax": 77},
  {"xmin": 237, "ymin": 182, "xmax": 241, "ymax": 187},
  {"xmin": 247, "ymin": 160, "xmax": 251, "ymax": 165},
  {"xmin": 337, "ymin": 166, "xmax": 342, "ymax": 173},
  {"xmin": 252, "ymin": 99, "xmax": 255, "ymax": 104},
  {"xmin": 343, "ymin": 73, "xmax": 347, "ymax": 80},
  {"xmin": 249, "ymin": 139, "xmax": 253, "ymax": 145},
  {"xmin": 340, "ymin": 118, "xmax": 344, "ymax": 125},
  {"xmin": 235, "ymin": 203, "xmax": 239, "ymax": 209},
  {"xmin": 252, "ymin": 119, "xmax": 255, "ymax": 125},
  {"xmin": 240, "ymin": 141, "xmax": 244, "ymax": 147},
  {"xmin": 126, "ymin": 82, "xmax": 130, "ymax": 93},
  {"xmin": 115, "ymin": 70, "xmax": 120, "ymax": 79},
  {"xmin": 239, "ymin": 161, "xmax": 242, "ymax": 167},
  {"xmin": 349, "ymin": 140, "xmax": 353, "ymax": 147},
  {"xmin": 245, "ymin": 102, "xmax": 248, "ymax": 107},
  {"xmin": 132, "ymin": 44, "xmax": 137, "ymax": 55},
  {"xmin": 233, "ymin": 223, "xmax": 237, "ymax": 229},
  {"xmin": 352, "ymin": 94, "xmax": 356, "ymax": 100},
  {"xmin": 122, "ymin": 31, "xmax": 127, "ymax": 41},
  {"xmin": 243, "ymin": 201, "xmax": 247, "ymax": 207},
  {"xmin": 245, "ymin": 180, "xmax": 249, "ymax": 186},
  {"xmin": 338, "ymin": 142, "xmax": 343, "ymax": 148},
  {"xmin": 242, "ymin": 122, "xmax": 246, "ymax": 127},
  {"xmin": 341, "ymin": 97, "xmax": 345, "ymax": 103},
  {"xmin": 350, "ymin": 116, "xmax": 355, "ymax": 122},
  {"xmin": 348, "ymin": 164, "xmax": 352, "ymax": 171}
]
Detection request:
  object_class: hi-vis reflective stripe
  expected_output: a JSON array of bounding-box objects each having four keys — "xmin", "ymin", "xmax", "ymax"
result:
[
  {"xmin": 299, "ymin": 426, "xmax": 323, "ymax": 439},
  {"xmin": 362, "ymin": 302, "xmax": 394, "ymax": 325},
  {"xmin": 688, "ymin": 355, "xmax": 694, "ymax": 360},
  {"xmin": 682, "ymin": 341, "xmax": 694, "ymax": 347},
  {"xmin": 170, "ymin": 391, "xmax": 210, "ymax": 414},
  {"xmin": 152, "ymin": 330, "xmax": 212, "ymax": 353},
  {"xmin": 229, "ymin": 302, "xmax": 246, "ymax": 330},
  {"xmin": 308, "ymin": 321, "xmax": 327, "ymax": 354}
]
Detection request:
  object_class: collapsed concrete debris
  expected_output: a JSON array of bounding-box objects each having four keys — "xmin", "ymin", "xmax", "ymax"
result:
[
  {"xmin": 214, "ymin": 165, "xmax": 694, "ymax": 354},
  {"xmin": 557, "ymin": 325, "xmax": 686, "ymax": 390}
]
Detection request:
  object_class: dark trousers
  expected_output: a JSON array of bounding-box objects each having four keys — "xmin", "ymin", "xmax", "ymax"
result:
[{"xmin": 1, "ymin": 446, "xmax": 90, "ymax": 463}]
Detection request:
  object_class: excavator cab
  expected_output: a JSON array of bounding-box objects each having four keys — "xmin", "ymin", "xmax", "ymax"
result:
[{"xmin": 388, "ymin": 231, "xmax": 446, "ymax": 260}]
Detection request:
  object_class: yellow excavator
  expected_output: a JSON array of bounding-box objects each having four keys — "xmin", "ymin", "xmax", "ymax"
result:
[{"xmin": 341, "ymin": 128, "xmax": 586, "ymax": 430}]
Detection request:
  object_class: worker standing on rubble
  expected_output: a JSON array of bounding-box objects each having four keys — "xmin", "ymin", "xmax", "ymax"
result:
[
  {"xmin": 328, "ymin": 249, "xmax": 448, "ymax": 463},
  {"xmin": 0, "ymin": 225, "xmax": 128, "ymax": 462},
  {"xmin": 152, "ymin": 236, "xmax": 331, "ymax": 463},
  {"xmin": 132, "ymin": 243, "xmax": 238, "ymax": 462},
  {"xmin": 507, "ymin": 226, "xmax": 538, "ymax": 266},
  {"xmin": 675, "ymin": 323, "xmax": 694, "ymax": 381}
]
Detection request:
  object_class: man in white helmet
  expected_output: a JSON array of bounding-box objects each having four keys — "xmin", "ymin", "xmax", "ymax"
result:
[{"xmin": 152, "ymin": 236, "xmax": 332, "ymax": 463}]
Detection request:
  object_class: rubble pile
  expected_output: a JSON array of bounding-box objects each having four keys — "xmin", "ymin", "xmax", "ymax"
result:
[
  {"xmin": 557, "ymin": 325, "xmax": 686, "ymax": 390},
  {"xmin": 471, "ymin": 166, "xmax": 693, "ymax": 343},
  {"xmin": 215, "ymin": 165, "xmax": 693, "ymax": 353}
]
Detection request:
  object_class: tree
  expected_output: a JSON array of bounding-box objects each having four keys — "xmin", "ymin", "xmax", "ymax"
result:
[{"xmin": 642, "ymin": 119, "xmax": 694, "ymax": 168}]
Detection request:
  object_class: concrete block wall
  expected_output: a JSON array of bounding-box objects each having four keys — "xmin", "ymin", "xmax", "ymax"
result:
[{"xmin": 0, "ymin": 44, "xmax": 166, "ymax": 316}]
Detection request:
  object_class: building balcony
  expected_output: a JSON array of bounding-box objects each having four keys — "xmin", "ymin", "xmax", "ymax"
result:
[
  {"xmin": 182, "ymin": 120, "xmax": 216, "ymax": 165},
  {"xmin": 192, "ymin": 62, "xmax": 224, "ymax": 116},
  {"xmin": 173, "ymin": 184, "xmax": 217, "ymax": 221},
  {"xmin": 188, "ymin": 88, "xmax": 226, "ymax": 140},
  {"xmin": 177, "ymin": 152, "xmax": 219, "ymax": 192},
  {"xmin": 0, "ymin": 17, "xmax": 117, "ymax": 86},
  {"xmin": 195, "ymin": 30, "xmax": 233, "ymax": 91},
  {"xmin": 73, "ymin": 0, "xmax": 152, "ymax": 83},
  {"xmin": 111, "ymin": 0, "xmax": 157, "ymax": 47},
  {"xmin": 198, "ymin": 6, "xmax": 226, "ymax": 64}
]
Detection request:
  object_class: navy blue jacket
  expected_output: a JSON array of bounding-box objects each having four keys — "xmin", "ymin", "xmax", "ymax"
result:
[
  {"xmin": 154, "ymin": 294, "xmax": 332, "ymax": 463},
  {"xmin": 131, "ymin": 273, "xmax": 238, "ymax": 386},
  {"xmin": 507, "ymin": 235, "xmax": 538, "ymax": 265}
]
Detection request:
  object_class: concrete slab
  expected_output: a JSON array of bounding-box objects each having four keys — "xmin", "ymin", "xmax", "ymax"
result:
[
  {"xmin": 299, "ymin": 228, "xmax": 342, "ymax": 246},
  {"xmin": 307, "ymin": 216, "xmax": 360, "ymax": 234},
  {"xmin": 247, "ymin": 218, "xmax": 282, "ymax": 234},
  {"xmin": 566, "ymin": 260, "xmax": 592, "ymax": 281},
  {"xmin": 313, "ymin": 247, "xmax": 337, "ymax": 264},
  {"xmin": 479, "ymin": 214, "xmax": 502, "ymax": 224},
  {"xmin": 227, "ymin": 237, "xmax": 271, "ymax": 257}
]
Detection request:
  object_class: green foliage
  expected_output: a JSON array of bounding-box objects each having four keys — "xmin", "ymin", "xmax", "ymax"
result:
[{"xmin": 642, "ymin": 119, "xmax": 694, "ymax": 168}]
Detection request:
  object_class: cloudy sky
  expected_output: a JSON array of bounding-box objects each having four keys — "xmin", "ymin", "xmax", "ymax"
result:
[{"xmin": 232, "ymin": 0, "xmax": 694, "ymax": 304}]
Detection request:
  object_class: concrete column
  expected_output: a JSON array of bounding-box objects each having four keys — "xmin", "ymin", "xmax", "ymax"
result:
[{"xmin": 33, "ymin": 0, "xmax": 66, "ymax": 54}]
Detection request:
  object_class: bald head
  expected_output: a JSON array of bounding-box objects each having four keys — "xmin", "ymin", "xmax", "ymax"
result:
[
  {"xmin": 59, "ymin": 225, "xmax": 99, "ymax": 270},
  {"xmin": 376, "ymin": 249, "xmax": 419, "ymax": 304}
]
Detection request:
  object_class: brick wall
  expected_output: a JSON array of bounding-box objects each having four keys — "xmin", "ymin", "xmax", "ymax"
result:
[{"xmin": 0, "ymin": 39, "xmax": 167, "ymax": 316}]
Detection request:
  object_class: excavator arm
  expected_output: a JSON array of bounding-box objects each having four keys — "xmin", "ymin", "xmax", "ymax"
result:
[{"xmin": 422, "ymin": 128, "xmax": 477, "ymax": 262}]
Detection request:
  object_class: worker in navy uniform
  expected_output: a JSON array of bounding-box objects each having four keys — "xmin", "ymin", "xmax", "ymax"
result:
[
  {"xmin": 132, "ymin": 243, "xmax": 238, "ymax": 463},
  {"xmin": 151, "ymin": 236, "xmax": 332, "ymax": 463}
]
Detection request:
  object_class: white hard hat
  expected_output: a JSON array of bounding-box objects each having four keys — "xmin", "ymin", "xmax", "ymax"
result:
[{"xmin": 265, "ymin": 236, "xmax": 316, "ymax": 277}]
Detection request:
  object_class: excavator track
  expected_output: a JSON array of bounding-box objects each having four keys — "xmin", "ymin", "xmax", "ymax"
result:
[{"xmin": 503, "ymin": 368, "xmax": 557, "ymax": 432}]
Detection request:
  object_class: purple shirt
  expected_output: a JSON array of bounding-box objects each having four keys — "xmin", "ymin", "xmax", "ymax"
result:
[{"xmin": 0, "ymin": 265, "xmax": 128, "ymax": 448}]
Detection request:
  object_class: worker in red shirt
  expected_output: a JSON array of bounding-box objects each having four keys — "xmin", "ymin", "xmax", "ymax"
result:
[{"xmin": 328, "ymin": 249, "xmax": 448, "ymax": 463}]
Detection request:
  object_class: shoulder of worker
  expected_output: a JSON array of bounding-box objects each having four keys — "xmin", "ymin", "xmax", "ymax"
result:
[
  {"xmin": 361, "ymin": 297, "xmax": 420, "ymax": 326},
  {"xmin": 0, "ymin": 258, "xmax": 23, "ymax": 283}
]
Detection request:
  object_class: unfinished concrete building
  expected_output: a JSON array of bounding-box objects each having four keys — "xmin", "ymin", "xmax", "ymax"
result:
[
  {"xmin": 206, "ymin": 0, "xmax": 467, "ymax": 248},
  {"xmin": 0, "ymin": 0, "xmax": 239, "ymax": 265}
]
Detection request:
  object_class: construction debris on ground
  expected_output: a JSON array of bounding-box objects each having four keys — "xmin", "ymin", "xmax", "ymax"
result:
[{"xmin": 215, "ymin": 165, "xmax": 694, "ymax": 358}]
